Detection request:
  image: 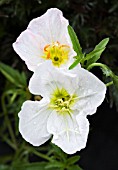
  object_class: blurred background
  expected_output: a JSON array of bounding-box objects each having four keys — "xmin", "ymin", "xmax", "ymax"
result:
[{"xmin": 0, "ymin": 0, "xmax": 118, "ymax": 170}]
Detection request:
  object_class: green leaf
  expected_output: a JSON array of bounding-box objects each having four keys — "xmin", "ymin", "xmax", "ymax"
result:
[
  {"xmin": 0, "ymin": 165, "xmax": 10, "ymax": 170},
  {"xmin": 101, "ymin": 65, "xmax": 113, "ymax": 77},
  {"xmin": 68, "ymin": 25, "xmax": 83, "ymax": 59},
  {"xmin": 13, "ymin": 162, "xmax": 47, "ymax": 170},
  {"xmin": 68, "ymin": 165, "xmax": 82, "ymax": 170},
  {"xmin": 86, "ymin": 48, "xmax": 105, "ymax": 61},
  {"xmin": 85, "ymin": 38, "xmax": 109, "ymax": 66},
  {"xmin": 69, "ymin": 58, "xmax": 81, "ymax": 70},
  {"xmin": 21, "ymin": 72, "xmax": 27, "ymax": 87},
  {"xmin": 67, "ymin": 155, "xmax": 80, "ymax": 165},
  {"xmin": 45, "ymin": 161, "xmax": 64, "ymax": 169},
  {"xmin": 51, "ymin": 144, "xmax": 67, "ymax": 161},
  {"xmin": 94, "ymin": 37, "xmax": 109, "ymax": 50},
  {"xmin": 0, "ymin": 62, "xmax": 27, "ymax": 88}
]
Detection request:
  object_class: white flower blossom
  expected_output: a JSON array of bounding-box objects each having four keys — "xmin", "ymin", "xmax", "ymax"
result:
[
  {"xmin": 13, "ymin": 8, "xmax": 76, "ymax": 71},
  {"xmin": 18, "ymin": 61, "xmax": 106, "ymax": 154}
]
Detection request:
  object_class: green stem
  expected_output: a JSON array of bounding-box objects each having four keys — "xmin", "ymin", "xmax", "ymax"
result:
[
  {"xmin": 25, "ymin": 146, "xmax": 52, "ymax": 162},
  {"xmin": 2, "ymin": 136, "xmax": 16, "ymax": 150},
  {"xmin": 106, "ymin": 81, "xmax": 113, "ymax": 87},
  {"xmin": 6, "ymin": 116, "xmax": 17, "ymax": 149},
  {"xmin": 12, "ymin": 141, "xmax": 26, "ymax": 163},
  {"xmin": 1, "ymin": 93, "xmax": 17, "ymax": 149},
  {"xmin": 87, "ymin": 63, "xmax": 114, "ymax": 87},
  {"xmin": 87, "ymin": 63, "xmax": 109, "ymax": 71}
]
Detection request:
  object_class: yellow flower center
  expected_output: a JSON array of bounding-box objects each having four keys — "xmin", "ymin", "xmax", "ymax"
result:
[
  {"xmin": 41, "ymin": 41, "xmax": 70, "ymax": 67},
  {"xmin": 49, "ymin": 88, "xmax": 78, "ymax": 115}
]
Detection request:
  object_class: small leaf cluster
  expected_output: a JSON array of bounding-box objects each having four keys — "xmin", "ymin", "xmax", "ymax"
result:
[{"xmin": 68, "ymin": 25, "xmax": 109, "ymax": 69}]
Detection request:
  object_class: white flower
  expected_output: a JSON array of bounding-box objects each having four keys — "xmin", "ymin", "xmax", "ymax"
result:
[
  {"xmin": 19, "ymin": 61, "xmax": 106, "ymax": 154},
  {"xmin": 13, "ymin": 8, "xmax": 76, "ymax": 71}
]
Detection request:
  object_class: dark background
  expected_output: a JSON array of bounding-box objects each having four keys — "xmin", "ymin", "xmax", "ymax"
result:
[{"xmin": 0, "ymin": 0, "xmax": 118, "ymax": 170}]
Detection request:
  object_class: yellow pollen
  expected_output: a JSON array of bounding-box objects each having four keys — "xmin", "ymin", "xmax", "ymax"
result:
[
  {"xmin": 41, "ymin": 41, "xmax": 70, "ymax": 67},
  {"xmin": 49, "ymin": 88, "xmax": 78, "ymax": 115}
]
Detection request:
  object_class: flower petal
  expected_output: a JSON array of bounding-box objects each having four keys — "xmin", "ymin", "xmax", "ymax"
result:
[
  {"xmin": 72, "ymin": 68, "xmax": 106, "ymax": 115},
  {"xmin": 28, "ymin": 8, "xmax": 76, "ymax": 68},
  {"xmin": 29, "ymin": 61, "xmax": 78, "ymax": 97},
  {"xmin": 28, "ymin": 8, "xmax": 68, "ymax": 44},
  {"xmin": 19, "ymin": 99, "xmax": 51, "ymax": 146},
  {"xmin": 13, "ymin": 30, "xmax": 46, "ymax": 71},
  {"xmin": 47, "ymin": 111, "xmax": 89, "ymax": 154}
]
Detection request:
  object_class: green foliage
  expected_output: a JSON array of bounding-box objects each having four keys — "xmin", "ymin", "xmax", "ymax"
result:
[
  {"xmin": 66, "ymin": 155, "xmax": 80, "ymax": 165},
  {"xmin": 109, "ymin": 74, "xmax": 118, "ymax": 111},
  {"xmin": 0, "ymin": 63, "xmax": 31, "ymax": 153},
  {"xmin": 68, "ymin": 165, "xmax": 82, "ymax": 170},
  {"xmin": 68, "ymin": 25, "xmax": 83, "ymax": 59},
  {"xmin": 69, "ymin": 58, "xmax": 81, "ymax": 70},
  {"xmin": 68, "ymin": 25, "xmax": 84, "ymax": 69},
  {"xmin": 45, "ymin": 144, "xmax": 82, "ymax": 170},
  {"xmin": 68, "ymin": 26, "xmax": 109, "ymax": 70},
  {"xmin": 0, "ymin": 162, "xmax": 59, "ymax": 170},
  {"xmin": 85, "ymin": 38, "xmax": 109, "ymax": 66},
  {"xmin": 0, "ymin": 62, "xmax": 27, "ymax": 88},
  {"xmin": 112, "ymin": 74, "xmax": 118, "ymax": 91}
]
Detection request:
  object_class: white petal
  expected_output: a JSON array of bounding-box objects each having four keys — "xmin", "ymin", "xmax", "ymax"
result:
[
  {"xmin": 29, "ymin": 61, "xmax": 106, "ymax": 116},
  {"xmin": 19, "ymin": 99, "xmax": 51, "ymax": 146},
  {"xmin": 28, "ymin": 8, "xmax": 76, "ymax": 67},
  {"xmin": 72, "ymin": 68, "xmax": 106, "ymax": 115},
  {"xmin": 28, "ymin": 8, "xmax": 68, "ymax": 43},
  {"xmin": 13, "ymin": 30, "xmax": 47, "ymax": 71},
  {"xmin": 29, "ymin": 61, "xmax": 78, "ymax": 97},
  {"xmin": 47, "ymin": 111, "xmax": 89, "ymax": 154}
]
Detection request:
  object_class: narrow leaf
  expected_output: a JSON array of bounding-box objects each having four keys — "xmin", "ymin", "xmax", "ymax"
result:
[
  {"xmin": 86, "ymin": 48, "xmax": 105, "ymax": 60},
  {"xmin": 85, "ymin": 38, "xmax": 109, "ymax": 66},
  {"xmin": 68, "ymin": 25, "xmax": 83, "ymax": 59},
  {"xmin": 68, "ymin": 165, "xmax": 82, "ymax": 170},
  {"xmin": 67, "ymin": 155, "xmax": 80, "ymax": 165},
  {"xmin": 45, "ymin": 161, "xmax": 63, "ymax": 169},
  {"xmin": 0, "ymin": 62, "xmax": 27, "ymax": 87},
  {"xmin": 51, "ymin": 143, "xmax": 67, "ymax": 161},
  {"xmin": 13, "ymin": 162, "xmax": 47, "ymax": 170},
  {"xmin": 69, "ymin": 58, "xmax": 80, "ymax": 70},
  {"xmin": 95, "ymin": 38, "xmax": 109, "ymax": 49}
]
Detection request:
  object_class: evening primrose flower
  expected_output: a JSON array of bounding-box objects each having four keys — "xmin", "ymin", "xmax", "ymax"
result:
[
  {"xmin": 18, "ymin": 61, "xmax": 106, "ymax": 154},
  {"xmin": 13, "ymin": 8, "xmax": 76, "ymax": 71}
]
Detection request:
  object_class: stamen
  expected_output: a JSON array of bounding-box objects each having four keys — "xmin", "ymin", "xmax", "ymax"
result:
[
  {"xmin": 42, "ymin": 41, "xmax": 70, "ymax": 67},
  {"xmin": 44, "ymin": 44, "xmax": 50, "ymax": 52},
  {"xmin": 49, "ymin": 88, "xmax": 78, "ymax": 115}
]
